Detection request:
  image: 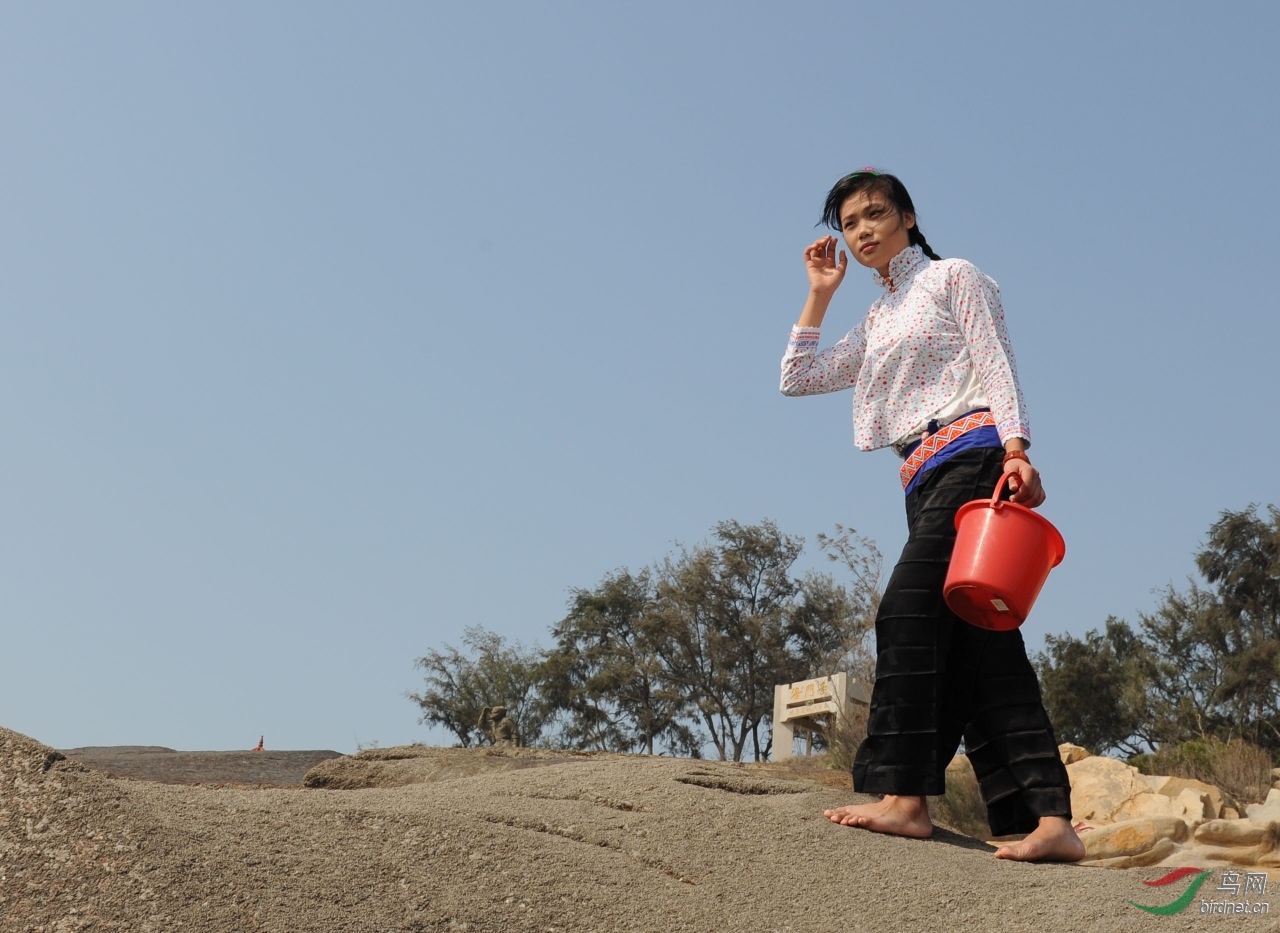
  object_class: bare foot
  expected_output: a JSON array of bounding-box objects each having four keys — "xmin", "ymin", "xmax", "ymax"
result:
[
  {"xmin": 823, "ymin": 795, "xmax": 933, "ymax": 839},
  {"xmin": 993, "ymin": 816, "xmax": 1087, "ymax": 863}
]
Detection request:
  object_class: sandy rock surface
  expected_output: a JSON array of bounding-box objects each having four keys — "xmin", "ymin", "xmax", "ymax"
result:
[
  {"xmin": 2, "ymin": 728, "xmax": 1262, "ymax": 932},
  {"xmin": 60, "ymin": 746, "xmax": 343, "ymax": 787}
]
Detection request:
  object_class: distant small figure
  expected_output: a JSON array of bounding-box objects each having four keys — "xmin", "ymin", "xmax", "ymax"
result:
[
  {"xmin": 477, "ymin": 706, "xmax": 519, "ymax": 747},
  {"xmin": 253, "ymin": 736, "xmax": 264, "ymax": 752}
]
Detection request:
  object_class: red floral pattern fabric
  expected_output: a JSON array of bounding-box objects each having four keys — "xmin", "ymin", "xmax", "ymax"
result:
[{"xmin": 780, "ymin": 245, "xmax": 1030, "ymax": 451}]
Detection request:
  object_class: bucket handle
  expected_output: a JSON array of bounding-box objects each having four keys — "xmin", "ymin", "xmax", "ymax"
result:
[{"xmin": 990, "ymin": 469, "xmax": 1020, "ymax": 506}]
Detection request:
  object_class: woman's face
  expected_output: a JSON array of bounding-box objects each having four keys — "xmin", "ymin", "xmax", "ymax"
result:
[{"xmin": 838, "ymin": 191, "xmax": 915, "ymax": 276}]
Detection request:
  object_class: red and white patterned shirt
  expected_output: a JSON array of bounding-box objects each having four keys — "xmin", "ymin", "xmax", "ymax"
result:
[{"xmin": 780, "ymin": 245, "xmax": 1030, "ymax": 452}]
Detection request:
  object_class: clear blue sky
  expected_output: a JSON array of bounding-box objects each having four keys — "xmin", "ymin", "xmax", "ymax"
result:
[{"xmin": 2, "ymin": 2, "xmax": 1275, "ymax": 753}]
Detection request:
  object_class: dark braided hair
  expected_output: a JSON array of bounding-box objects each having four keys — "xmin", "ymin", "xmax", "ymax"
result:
[{"xmin": 819, "ymin": 169, "xmax": 942, "ymax": 261}]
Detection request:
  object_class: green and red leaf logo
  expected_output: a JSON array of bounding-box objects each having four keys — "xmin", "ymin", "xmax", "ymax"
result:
[{"xmin": 1127, "ymin": 867, "xmax": 1213, "ymax": 915}]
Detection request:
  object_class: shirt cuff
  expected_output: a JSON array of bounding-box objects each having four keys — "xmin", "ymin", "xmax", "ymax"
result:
[
  {"xmin": 997, "ymin": 422, "xmax": 1031, "ymax": 447},
  {"xmin": 788, "ymin": 326, "xmax": 821, "ymax": 351}
]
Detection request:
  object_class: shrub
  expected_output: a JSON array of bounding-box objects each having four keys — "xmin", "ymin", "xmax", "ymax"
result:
[
  {"xmin": 1132, "ymin": 738, "xmax": 1274, "ymax": 805},
  {"xmin": 822, "ymin": 704, "xmax": 869, "ymax": 776}
]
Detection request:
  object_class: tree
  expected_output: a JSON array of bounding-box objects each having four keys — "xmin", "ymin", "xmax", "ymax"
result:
[
  {"xmin": 1038, "ymin": 505, "xmax": 1280, "ymax": 757},
  {"xmin": 806, "ymin": 524, "xmax": 881, "ymax": 682},
  {"xmin": 1035, "ymin": 617, "xmax": 1151, "ymax": 756},
  {"xmin": 1134, "ymin": 582, "xmax": 1230, "ymax": 747},
  {"xmin": 1194, "ymin": 505, "xmax": 1280, "ymax": 749},
  {"xmin": 408, "ymin": 626, "xmax": 550, "ymax": 747},
  {"xmin": 408, "ymin": 520, "xmax": 882, "ymax": 762},
  {"xmin": 649, "ymin": 520, "xmax": 810, "ymax": 762},
  {"xmin": 542, "ymin": 569, "xmax": 698, "ymax": 755},
  {"xmin": 787, "ymin": 571, "xmax": 862, "ymax": 675}
]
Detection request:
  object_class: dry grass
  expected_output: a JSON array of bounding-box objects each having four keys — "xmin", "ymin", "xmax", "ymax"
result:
[
  {"xmin": 1132, "ymin": 738, "xmax": 1276, "ymax": 805},
  {"xmin": 933, "ymin": 755, "xmax": 992, "ymax": 840},
  {"xmin": 820, "ymin": 704, "xmax": 870, "ymax": 776},
  {"xmin": 752, "ymin": 754, "xmax": 852, "ymax": 790}
]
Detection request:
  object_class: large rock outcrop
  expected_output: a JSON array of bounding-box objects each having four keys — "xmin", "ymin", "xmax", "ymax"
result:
[
  {"xmin": 0, "ymin": 728, "xmax": 152, "ymax": 929},
  {"xmin": 1060, "ymin": 744, "xmax": 1280, "ymax": 874}
]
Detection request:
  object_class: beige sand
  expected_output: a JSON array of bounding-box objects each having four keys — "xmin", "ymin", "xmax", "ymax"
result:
[{"xmin": 2, "ymin": 729, "xmax": 1248, "ymax": 932}]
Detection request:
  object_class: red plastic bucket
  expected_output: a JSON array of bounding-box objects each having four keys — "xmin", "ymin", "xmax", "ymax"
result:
[{"xmin": 943, "ymin": 472, "xmax": 1065, "ymax": 631}]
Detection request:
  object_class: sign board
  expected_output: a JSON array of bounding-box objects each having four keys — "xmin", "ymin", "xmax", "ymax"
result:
[{"xmin": 779, "ymin": 676, "xmax": 842, "ymax": 723}]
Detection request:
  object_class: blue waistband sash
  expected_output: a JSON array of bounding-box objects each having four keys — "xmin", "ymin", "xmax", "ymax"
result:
[{"xmin": 902, "ymin": 424, "xmax": 1002, "ymax": 496}]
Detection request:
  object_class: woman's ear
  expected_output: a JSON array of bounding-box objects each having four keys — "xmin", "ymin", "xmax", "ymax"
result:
[{"xmin": 904, "ymin": 211, "xmax": 916, "ymax": 231}]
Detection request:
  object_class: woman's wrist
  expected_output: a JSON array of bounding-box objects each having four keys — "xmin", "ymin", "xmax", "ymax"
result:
[{"xmin": 797, "ymin": 292, "xmax": 832, "ymax": 328}]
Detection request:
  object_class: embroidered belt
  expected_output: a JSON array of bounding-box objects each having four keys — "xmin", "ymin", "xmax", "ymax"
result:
[{"xmin": 898, "ymin": 411, "xmax": 998, "ymax": 490}]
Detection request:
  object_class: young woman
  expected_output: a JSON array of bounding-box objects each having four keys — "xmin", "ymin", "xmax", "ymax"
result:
[{"xmin": 779, "ymin": 169, "xmax": 1084, "ymax": 862}]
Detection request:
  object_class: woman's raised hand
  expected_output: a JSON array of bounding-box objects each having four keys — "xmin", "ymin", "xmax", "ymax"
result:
[{"xmin": 804, "ymin": 235, "xmax": 848, "ymax": 296}]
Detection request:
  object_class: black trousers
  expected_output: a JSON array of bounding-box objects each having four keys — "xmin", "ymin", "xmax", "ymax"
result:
[{"xmin": 852, "ymin": 447, "xmax": 1073, "ymax": 836}]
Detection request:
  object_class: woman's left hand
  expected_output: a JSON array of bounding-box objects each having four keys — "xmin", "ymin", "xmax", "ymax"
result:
[{"xmin": 1004, "ymin": 459, "xmax": 1045, "ymax": 508}]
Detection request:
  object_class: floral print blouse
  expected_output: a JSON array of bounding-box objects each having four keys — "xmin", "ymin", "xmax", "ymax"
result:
[{"xmin": 779, "ymin": 245, "xmax": 1030, "ymax": 452}]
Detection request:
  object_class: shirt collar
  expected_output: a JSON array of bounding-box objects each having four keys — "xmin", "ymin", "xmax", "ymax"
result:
[{"xmin": 873, "ymin": 244, "xmax": 929, "ymax": 292}]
